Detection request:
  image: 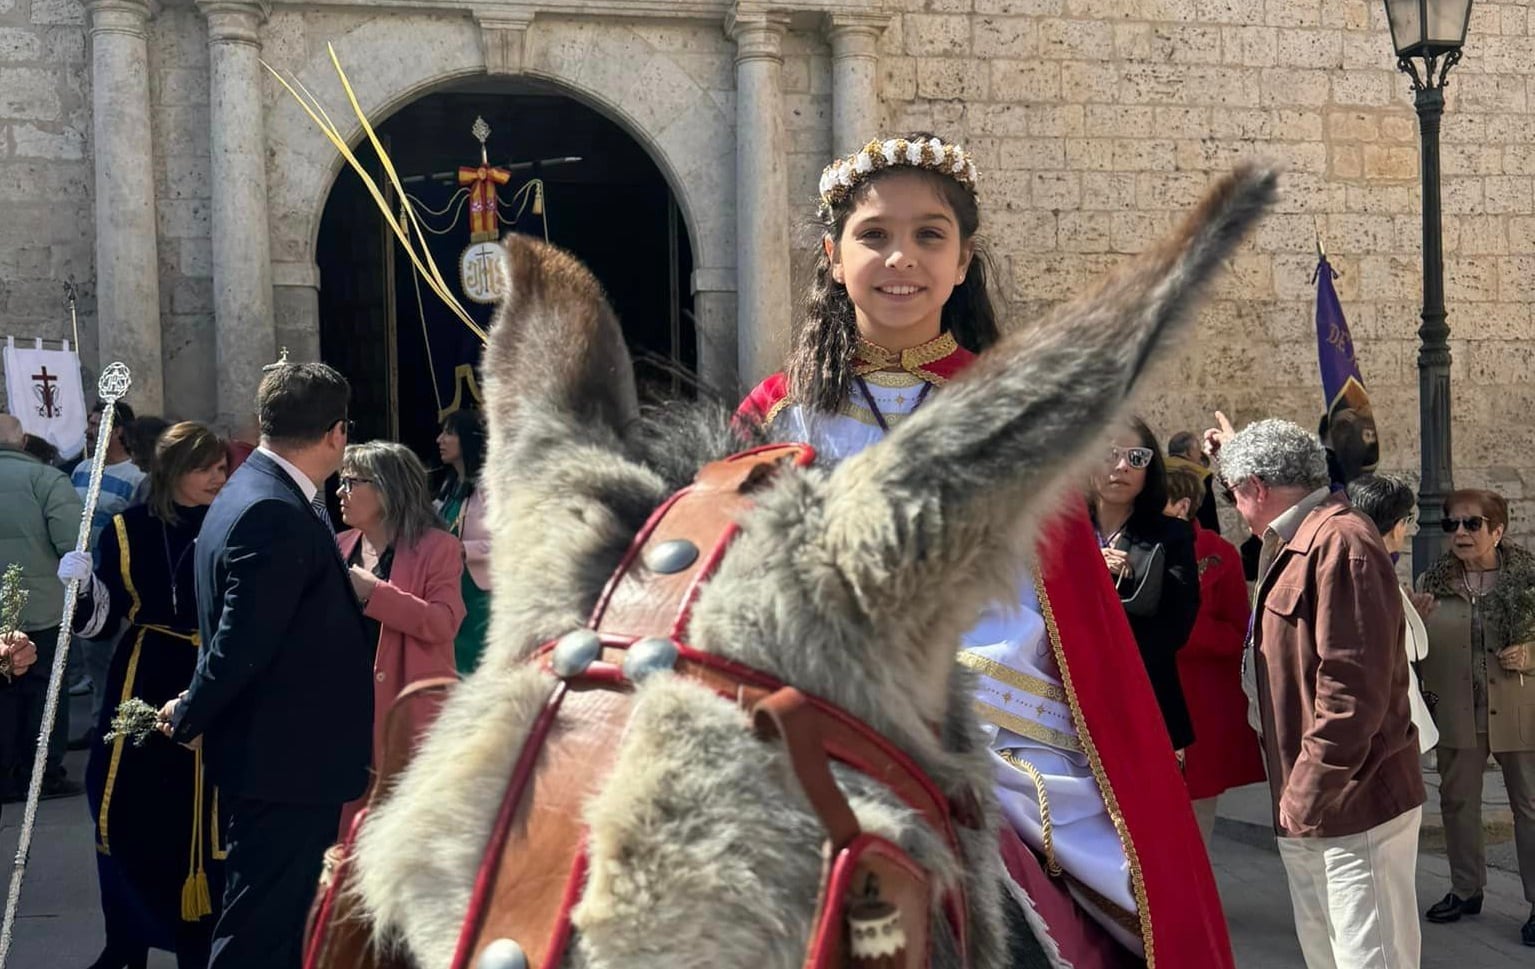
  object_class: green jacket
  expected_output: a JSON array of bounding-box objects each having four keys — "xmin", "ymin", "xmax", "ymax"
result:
[{"xmin": 0, "ymin": 447, "xmax": 83, "ymax": 631}]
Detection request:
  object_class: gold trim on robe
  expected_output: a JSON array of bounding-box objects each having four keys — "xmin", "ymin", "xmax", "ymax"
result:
[
  {"xmin": 858, "ymin": 369, "xmax": 925, "ymax": 389},
  {"xmin": 1034, "ymin": 577, "xmax": 1155, "ymax": 965},
  {"xmin": 851, "ymin": 332, "xmax": 960, "ymax": 385},
  {"xmin": 97, "ymin": 629, "xmax": 146, "ymax": 855}
]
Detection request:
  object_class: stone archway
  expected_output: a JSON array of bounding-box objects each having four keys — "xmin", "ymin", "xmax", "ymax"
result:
[{"xmin": 264, "ymin": 14, "xmax": 739, "ymax": 388}]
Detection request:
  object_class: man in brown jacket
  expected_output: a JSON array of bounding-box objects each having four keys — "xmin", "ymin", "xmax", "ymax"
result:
[{"xmin": 1217, "ymin": 418, "xmax": 1424, "ymax": 969}]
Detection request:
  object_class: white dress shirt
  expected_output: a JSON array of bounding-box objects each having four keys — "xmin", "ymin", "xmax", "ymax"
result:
[{"xmin": 256, "ymin": 445, "xmax": 321, "ymax": 504}]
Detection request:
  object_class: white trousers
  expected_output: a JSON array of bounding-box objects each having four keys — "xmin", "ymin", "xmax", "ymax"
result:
[{"xmin": 1276, "ymin": 806, "xmax": 1422, "ymax": 969}]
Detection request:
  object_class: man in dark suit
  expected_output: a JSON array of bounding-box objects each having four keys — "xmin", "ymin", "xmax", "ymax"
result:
[{"xmin": 160, "ymin": 362, "xmax": 371, "ymax": 968}]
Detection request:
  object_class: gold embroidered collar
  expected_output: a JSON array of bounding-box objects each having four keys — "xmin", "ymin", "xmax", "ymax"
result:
[{"xmin": 851, "ymin": 332, "xmax": 959, "ymax": 382}]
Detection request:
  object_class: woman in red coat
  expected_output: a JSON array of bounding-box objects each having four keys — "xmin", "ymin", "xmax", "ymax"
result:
[
  {"xmin": 1165, "ymin": 465, "xmax": 1266, "ymax": 844},
  {"xmin": 334, "ymin": 441, "xmax": 466, "ymax": 837}
]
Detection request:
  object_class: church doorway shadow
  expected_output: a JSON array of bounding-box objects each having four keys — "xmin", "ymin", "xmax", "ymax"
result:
[{"xmin": 316, "ymin": 76, "xmax": 697, "ymax": 460}]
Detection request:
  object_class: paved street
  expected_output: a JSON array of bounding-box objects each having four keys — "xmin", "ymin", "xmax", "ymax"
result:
[
  {"xmin": 1215, "ymin": 821, "xmax": 1532, "ymax": 968},
  {"xmin": 2, "ymin": 696, "xmax": 1531, "ymax": 967}
]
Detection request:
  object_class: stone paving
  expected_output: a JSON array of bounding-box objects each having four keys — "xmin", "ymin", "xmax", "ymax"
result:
[{"xmin": 2, "ymin": 695, "xmax": 1530, "ymax": 967}]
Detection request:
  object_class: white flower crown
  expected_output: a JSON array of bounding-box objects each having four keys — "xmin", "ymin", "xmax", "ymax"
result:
[{"xmin": 818, "ymin": 137, "xmax": 979, "ymax": 211}]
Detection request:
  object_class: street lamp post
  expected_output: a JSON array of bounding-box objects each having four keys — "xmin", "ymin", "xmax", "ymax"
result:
[{"xmin": 1383, "ymin": 0, "xmax": 1473, "ymax": 575}]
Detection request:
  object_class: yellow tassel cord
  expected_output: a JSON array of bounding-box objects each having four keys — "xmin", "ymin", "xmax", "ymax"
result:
[
  {"xmin": 181, "ymin": 746, "xmax": 213, "ymax": 921},
  {"xmin": 261, "ymin": 46, "xmax": 487, "ymax": 346}
]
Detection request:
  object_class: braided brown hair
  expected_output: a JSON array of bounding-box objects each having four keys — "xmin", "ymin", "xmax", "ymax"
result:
[{"xmin": 784, "ymin": 132, "xmax": 1002, "ymax": 414}]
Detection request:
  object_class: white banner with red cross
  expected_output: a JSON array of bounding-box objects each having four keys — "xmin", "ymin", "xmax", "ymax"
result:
[{"xmin": 3, "ymin": 337, "xmax": 87, "ymax": 459}]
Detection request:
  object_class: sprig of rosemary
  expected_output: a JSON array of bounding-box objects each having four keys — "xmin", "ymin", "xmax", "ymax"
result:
[
  {"xmin": 103, "ymin": 697, "xmax": 162, "ymax": 747},
  {"xmin": 0, "ymin": 564, "xmax": 29, "ymax": 682}
]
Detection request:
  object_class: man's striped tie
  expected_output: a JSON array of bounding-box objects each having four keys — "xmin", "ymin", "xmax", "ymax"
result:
[{"xmin": 312, "ymin": 491, "xmax": 330, "ymax": 524}]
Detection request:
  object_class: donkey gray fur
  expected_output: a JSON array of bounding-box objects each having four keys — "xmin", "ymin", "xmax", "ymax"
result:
[{"xmin": 352, "ymin": 164, "xmax": 1278, "ymax": 969}]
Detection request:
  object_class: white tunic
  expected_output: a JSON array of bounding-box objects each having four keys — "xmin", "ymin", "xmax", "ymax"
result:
[{"xmin": 771, "ymin": 374, "xmax": 1140, "ymax": 952}]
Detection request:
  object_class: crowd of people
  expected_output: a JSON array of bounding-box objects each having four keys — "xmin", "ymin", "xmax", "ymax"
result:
[
  {"xmin": 0, "ymin": 373, "xmax": 492, "ymax": 969},
  {"xmin": 0, "ymin": 130, "xmax": 1529, "ymax": 969},
  {"xmin": 1095, "ymin": 410, "xmax": 1535, "ymax": 966}
]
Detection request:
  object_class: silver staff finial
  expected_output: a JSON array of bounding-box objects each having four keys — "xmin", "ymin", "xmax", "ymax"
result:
[
  {"xmin": 97, "ymin": 362, "xmax": 131, "ymax": 402},
  {"xmin": 472, "ymin": 116, "xmax": 491, "ymax": 165}
]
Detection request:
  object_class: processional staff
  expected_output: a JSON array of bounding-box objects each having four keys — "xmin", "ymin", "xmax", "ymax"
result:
[{"xmin": 0, "ymin": 362, "xmax": 133, "ymax": 967}]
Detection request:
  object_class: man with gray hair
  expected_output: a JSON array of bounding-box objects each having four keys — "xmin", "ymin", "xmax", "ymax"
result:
[{"xmin": 1216, "ymin": 417, "xmax": 1424, "ymax": 969}]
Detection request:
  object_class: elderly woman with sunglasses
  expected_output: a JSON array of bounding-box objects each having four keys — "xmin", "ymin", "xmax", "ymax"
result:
[
  {"xmin": 1089, "ymin": 418, "xmax": 1201, "ymax": 752},
  {"xmin": 1413, "ymin": 488, "xmax": 1535, "ymax": 944}
]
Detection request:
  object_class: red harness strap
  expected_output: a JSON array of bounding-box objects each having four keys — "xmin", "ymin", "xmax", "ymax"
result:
[{"xmin": 449, "ymin": 443, "xmax": 972, "ymax": 969}]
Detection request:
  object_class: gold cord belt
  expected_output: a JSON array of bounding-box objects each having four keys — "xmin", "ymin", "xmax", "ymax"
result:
[{"xmin": 998, "ymin": 750, "xmax": 1062, "ymax": 877}]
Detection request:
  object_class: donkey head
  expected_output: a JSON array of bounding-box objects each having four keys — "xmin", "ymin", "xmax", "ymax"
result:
[
  {"xmin": 353, "ymin": 164, "xmax": 1277, "ymax": 969},
  {"xmin": 479, "ymin": 164, "xmax": 1276, "ymax": 730}
]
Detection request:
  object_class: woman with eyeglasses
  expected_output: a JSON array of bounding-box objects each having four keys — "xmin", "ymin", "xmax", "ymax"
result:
[
  {"xmin": 1413, "ymin": 488, "xmax": 1535, "ymax": 943},
  {"xmin": 1089, "ymin": 418, "xmax": 1201, "ymax": 752},
  {"xmin": 334, "ymin": 441, "xmax": 466, "ymax": 836}
]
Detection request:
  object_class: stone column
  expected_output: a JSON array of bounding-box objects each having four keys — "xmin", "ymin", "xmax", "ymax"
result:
[
  {"xmin": 727, "ymin": 7, "xmax": 792, "ymax": 387},
  {"xmin": 87, "ymin": 0, "xmax": 165, "ymax": 411},
  {"xmin": 271, "ymin": 260, "xmax": 322, "ymax": 363},
  {"xmin": 827, "ymin": 14, "xmax": 885, "ymax": 157},
  {"xmin": 198, "ymin": 0, "xmax": 276, "ymax": 430},
  {"xmin": 691, "ymin": 267, "xmax": 738, "ymax": 396}
]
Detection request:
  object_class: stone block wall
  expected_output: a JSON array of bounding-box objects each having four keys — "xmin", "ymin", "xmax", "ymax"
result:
[
  {"xmin": 148, "ymin": 0, "xmax": 213, "ymax": 422},
  {"xmin": 868, "ymin": 0, "xmax": 1535, "ymax": 548},
  {"xmin": 6, "ymin": 0, "xmax": 1535, "ymax": 556},
  {"xmin": 0, "ymin": 0, "xmax": 93, "ymax": 392}
]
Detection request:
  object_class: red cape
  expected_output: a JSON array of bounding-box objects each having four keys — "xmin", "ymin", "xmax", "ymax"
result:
[
  {"xmin": 737, "ymin": 351, "xmax": 1235, "ymax": 967},
  {"xmin": 1035, "ymin": 508, "xmax": 1235, "ymax": 968}
]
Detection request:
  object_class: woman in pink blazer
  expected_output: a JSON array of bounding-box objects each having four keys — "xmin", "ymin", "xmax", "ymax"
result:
[{"xmin": 334, "ymin": 441, "xmax": 466, "ymax": 835}]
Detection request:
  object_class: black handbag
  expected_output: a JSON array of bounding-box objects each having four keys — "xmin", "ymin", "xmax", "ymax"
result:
[{"xmin": 1118, "ymin": 542, "xmax": 1166, "ymax": 618}]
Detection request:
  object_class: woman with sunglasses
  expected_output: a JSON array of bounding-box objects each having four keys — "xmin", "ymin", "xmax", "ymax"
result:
[
  {"xmin": 1089, "ymin": 418, "xmax": 1201, "ymax": 752},
  {"xmin": 334, "ymin": 441, "xmax": 466, "ymax": 837},
  {"xmin": 1414, "ymin": 488, "xmax": 1535, "ymax": 944}
]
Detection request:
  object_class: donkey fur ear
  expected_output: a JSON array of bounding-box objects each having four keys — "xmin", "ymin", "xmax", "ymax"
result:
[{"xmin": 483, "ymin": 232, "xmax": 640, "ymax": 442}]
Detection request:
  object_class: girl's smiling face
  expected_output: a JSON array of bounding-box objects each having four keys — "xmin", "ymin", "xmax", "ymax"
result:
[{"xmin": 827, "ymin": 170, "xmax": 973, "ymax": 351}]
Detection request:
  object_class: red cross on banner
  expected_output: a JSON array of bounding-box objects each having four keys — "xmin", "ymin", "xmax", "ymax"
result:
[
  {"xmin": 31, "ymin": 366, "xmax": 59, "ymax": 418},
  {"xmin": 458, "ymin": 164, "xmax": 512, "ymax": 243}
]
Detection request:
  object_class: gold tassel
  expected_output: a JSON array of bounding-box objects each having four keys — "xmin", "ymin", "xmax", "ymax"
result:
[
  {"xmin": 532, "ymin": 181, "xmax": 544, "ymax": 216},
  {"xmin": 182, "ymin": 747, "xmax": 213, "ymax": 921},
  {"xmin": 181, "ymin": 870, "xmax": 213, "ymax": 921}
]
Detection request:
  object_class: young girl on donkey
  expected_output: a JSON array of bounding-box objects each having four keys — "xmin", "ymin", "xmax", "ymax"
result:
[{"xmin": 738, "ymin": 133, "xmax": 1235, "ymax": 968}]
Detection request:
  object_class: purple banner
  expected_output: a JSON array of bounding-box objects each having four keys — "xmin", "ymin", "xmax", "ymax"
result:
[{"xmin": 1315, "ymin": 256, "xmax": 1379, "ymax": 482}]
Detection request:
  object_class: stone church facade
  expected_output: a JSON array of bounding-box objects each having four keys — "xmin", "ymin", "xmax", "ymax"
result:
[{"xmin": 3, "ymin": 0, "xmax": 1535, "ymax": 531}]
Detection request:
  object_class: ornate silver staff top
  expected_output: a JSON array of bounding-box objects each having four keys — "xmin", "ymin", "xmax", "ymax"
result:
[{"xmin": 0, "ymin": 363, "xmax": 134, "ymax": 966}]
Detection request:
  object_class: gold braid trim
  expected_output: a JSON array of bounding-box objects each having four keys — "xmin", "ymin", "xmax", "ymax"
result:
[
  {"xmin": 973, "ymin": 701, "xmax": 1081, "ymax": 753},
  {"xmin": 97, "ymin": 629, "xmax": 146, "ymax": 855},
  {"xmin": 211, "ymin": 787, "xmax": 227, "ymax": 860},
  {"xmin": 1034, "ymin": 576, "xmax": 1155, "ymax": 966},
  {"xmin": 858, "ymin": 370, "xmax": 924, "ymax": 389},
  {"xmin": 1064, "ymin": 872, "xmax": 1144, "ymax": 938},
  {"xmin": 997, "ymin": 751, "xmax": 1062, "ymax": 877},
  {"xmin": 763, "ymin": 395, "xmax": 792, "ymax": 429},
  {"xmin": 957, "ymin": 650, "xmax": 1070, "ymax": 704},
  {"xmin": 851, "ymin": 332, "xmax": 959, "ymax": 382},
  {"xmin": 114, "ymin": 514, "xmax": 139, "ymax": 625}
]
